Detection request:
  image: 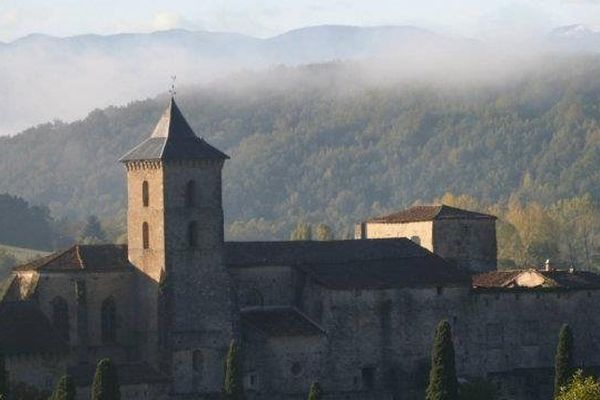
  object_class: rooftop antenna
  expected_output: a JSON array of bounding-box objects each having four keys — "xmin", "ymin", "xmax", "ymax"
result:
[{"xmin": 169, "ymin": 75, "xmax": 177, "ymax": 98}]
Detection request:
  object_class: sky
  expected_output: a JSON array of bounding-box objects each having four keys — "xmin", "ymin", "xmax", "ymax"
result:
[{"xmin": 1, "ymin": 0, "xmax": 600, "ymax": 42}]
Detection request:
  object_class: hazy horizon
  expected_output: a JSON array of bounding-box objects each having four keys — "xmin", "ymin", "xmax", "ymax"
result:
[
  {"xmin": 2, "ymin": 0, "xmax": 600, "ymax": 42},
  {"xmin": 1, "ymin": 1, "xmax": 600, "ymax": 136}
]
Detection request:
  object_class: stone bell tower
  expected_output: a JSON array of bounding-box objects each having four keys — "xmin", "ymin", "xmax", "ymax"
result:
[{"xmin": 120, "ymin": 98, "xmax": 237, "ymax": 395}]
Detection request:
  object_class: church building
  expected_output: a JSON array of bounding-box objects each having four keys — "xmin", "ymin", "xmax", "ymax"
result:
[{"xmin": 2, "ymin": 98, "xmax": 600, "ymax": 400}]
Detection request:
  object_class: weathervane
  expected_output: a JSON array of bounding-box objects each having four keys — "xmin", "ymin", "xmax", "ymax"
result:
[{"xmin": 169, "ymin": 75, "xmax": 177, "ymax": 98}]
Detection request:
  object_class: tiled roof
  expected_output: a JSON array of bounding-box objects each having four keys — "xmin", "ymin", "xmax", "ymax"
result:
[
  {"xmin": 472, "ymin": 269, "xmax": 600, "ymax": 290},
  {"xmin": 472, "ymin": 270, "xmax": 522, "ymax": 288},
  {"xmin": 0, "ymin": 301, "xmax": 68, "ymax": 355},
  {"xmin": 120, "ymin": 98, "xmax": 229, "ymax": 162},
  {"xmin": 68, "ymin": 362, "xmax": 169, "ymax": 386},
  {"xmin": 225, "ymin": 239, "xmax": 471, "ymax": 289},
  {"xmin": 241, "ymin": 307, "xmax": 324, "ymax": 337},
  {"xmin": 366, "ymin": 205, "xmax": 497, "ymax": 224},
  {"xmin": 13, "ymin": 244, "xmax": 132, "ymax": 273}
]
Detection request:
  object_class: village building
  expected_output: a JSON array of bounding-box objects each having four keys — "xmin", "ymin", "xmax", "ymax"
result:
[{"xmin": 1, "ymin": 98, "xmax": 599, "ymax": 400}]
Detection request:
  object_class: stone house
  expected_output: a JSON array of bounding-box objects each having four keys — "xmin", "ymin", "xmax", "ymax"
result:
[{"xmin": 1, "ymin": 98, "xmax": 599, "ymax": 400}]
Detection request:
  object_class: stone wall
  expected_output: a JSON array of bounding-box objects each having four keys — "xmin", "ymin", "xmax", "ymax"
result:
[
  {"xmin": 31, "ymin": 270, "xmax": 136, "ymax": 365},
  {"xmin": 356, "ymin": 221, "xmax": 434, "ymax": 250},
  {"xmin": 433, "ymin": 219, "xmax": 497, "ymax": 272},
  {"xmin": 7, "ymin": 353, "xmax": 67, "ymax": 393}
]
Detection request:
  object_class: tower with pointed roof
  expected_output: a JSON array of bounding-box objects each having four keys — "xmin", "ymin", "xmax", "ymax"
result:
[{"xmin": 120, "ymin": 98, "xmax": 237, "ymax": 395}]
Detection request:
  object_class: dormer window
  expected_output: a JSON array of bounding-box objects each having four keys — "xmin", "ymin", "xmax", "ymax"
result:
[
  {"xmin": 185, "ymin": 180, "xmax": 196, "ymax": 207},
  {"xmin": 142, "ymin": 181, "xmax": 149, "ymax": 207}
]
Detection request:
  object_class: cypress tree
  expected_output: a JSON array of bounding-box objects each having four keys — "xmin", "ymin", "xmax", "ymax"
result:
[
  {"xmin": 91, "ymin": 358, "xmax": 120, "ymax": 400},
  {"xmin": 307, "ymin": 382, "xmax": 323, "ymax": 400},
  {"xmin": 223, "ymin": 340, "xmax": 244, "ymax": 400},
  {"xmin": 554, "ymin": 324, "xmax": 574, "ymax": 397},
  {"xmin": 426, "ymin": 320, "xmax": 458, "ymax": 400},
  {"xmin": 50, "ymin": 375, "xmax": 76, "ymax": 400}
]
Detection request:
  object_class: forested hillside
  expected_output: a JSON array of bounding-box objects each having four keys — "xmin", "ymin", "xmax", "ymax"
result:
[{"xmin": 0, "ymin": 57, "xmax": 599, "ymax": 267}]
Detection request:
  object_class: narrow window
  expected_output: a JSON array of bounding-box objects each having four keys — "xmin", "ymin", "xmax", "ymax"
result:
[
  {"xmin": 142, "ymin": 181, "xmax": 149, "ymax": 207},
  {"xmin": 185, "ymin": 180, "xmax": 196, "ymax": 208},
  {"xmin": 188, "ymin": 221, "xmax": 198, "ymax": 248},
  {"xmin": 51, "ymin": 296, "xmax": 70, "ymax": 341},
  {"xmin": 143, "ymin": 222, "xmax": 149, "ymax": 249},
  {"xmin": 101, "ymin": 297, "xmax": 117, "ymax": 343}
]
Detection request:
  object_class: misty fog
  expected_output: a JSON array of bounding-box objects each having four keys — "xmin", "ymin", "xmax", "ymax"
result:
[{"xmin": 0, "ymin": 24, "xmax": 598, "ymax": 136}]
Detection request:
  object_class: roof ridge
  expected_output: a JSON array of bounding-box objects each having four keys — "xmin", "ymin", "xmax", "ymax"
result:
[
  {"xmin": 291, "ymin": 306, "xmax": 326, "ymax": 334},
  {"xmin": 75, "ymin": 245, "xmax": 86, "ymax": 270}
]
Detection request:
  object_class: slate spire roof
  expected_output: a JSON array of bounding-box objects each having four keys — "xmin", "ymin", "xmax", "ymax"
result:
[{"xmin": 120, "ymin": 97, "xmax": 229, "ymax": 162}]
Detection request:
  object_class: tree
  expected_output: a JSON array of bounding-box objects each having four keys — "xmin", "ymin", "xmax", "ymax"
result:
[
  {"xmin": 223, "ymin": 340, "xmax": 244, "ymax": 400},
  {"xmin": 307, "ymin": 382, "xmax": 323, "ymax": 400},
  {"xmin": 290, "ymin": 223, "xmax": 312, "ymax": 241},
  {"xmin": 50, "ymin": 375, "xmax": 76, "ymax": 400},
  {"xmin": 555, "ymin": 324, "xmax": 575, "ymax": 397},
  {"xmin": 556, "ymin": 370, "xmax": 600, "ymax": 400},
  {"xmin": 314, "ymin": 224, "xmax": 334, "ymax": 241},
  {"xmin": 426, "ymin": 320, "xmax": 458, "ymax": 400},
  {"xmin": 91, "ymin": 358, "xmax": 120, "ymax": 400},
  {"xmin": 80, "ymin": 215, "xmax": 107, "ymax": 243}
]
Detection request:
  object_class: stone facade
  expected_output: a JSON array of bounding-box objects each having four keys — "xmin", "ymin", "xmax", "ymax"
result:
[
  {"xmin": 356, "ymin": 205, "xmax": 497, "ymax": 272},
  {"xmin": 3, "ymin": 99, "xmax": 600, "ymax": 400}
]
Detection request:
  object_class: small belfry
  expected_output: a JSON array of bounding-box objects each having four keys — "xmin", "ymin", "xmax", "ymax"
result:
[{"xmin": 120, "ymin": 97, "xmax": 236, "ymax": 394}]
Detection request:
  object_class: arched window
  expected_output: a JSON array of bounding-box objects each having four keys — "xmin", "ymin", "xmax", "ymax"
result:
[
  {"xmin": 101, "ymin": 297, "xmax": 117, "ymax": 343},
  {"xmin": 192, "ymin": 350, "xmax": 203, "ymax": 373},
  {"xmin": 188, "ymin": 221, "xmax": 198, "ymax": 248},
  {"xmin": 51, "ymin": 296, "xmax": 69, "ymax": 341},
  {"xmin": 142, "ymin": 181, "xmax": 149, "ymax": 207},
  {"xmin": 185, "ymin": 180, "xmax": 196, "ymax": 208},
  {"xmin": 142, "ymin": 222, "xmax": 149, "ymax": 249}
]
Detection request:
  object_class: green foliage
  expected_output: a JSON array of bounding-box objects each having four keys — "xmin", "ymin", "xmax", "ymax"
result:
[
  {"xmin": 314, "ymin": 224, "xmax": 334, "ymax": 241},
  {"xmin": 438, "ymin": 191, "xmax": 600, "ymax": 269},
  {"xmin": 0, "ymin": 59, "xmax": 600, "ymax": 250},
  {"xmin": 426, "ymin": 320, "xmax": 458, "ymax": 400},
  {"xmin": 0, "ymin": 194, "xmax": 58, "ymax": 250},
  {"xmin": 91, "ymin": 358, "xmax": 120, "ymax": 400},
  {"xmin": 223, "ymin": 340, "xmax": 244, "ymax": 400},
  {"xmin": 556, "ymin": 370, "xmax": 600, "ymax": 400},
  {"xmin": 290, "ymin": 223, "xmax": 312, "ymax": 241},
  {"xmin": 555, "ymin": 324, "xmax": 575, "ymax": 398},
  {"xmin": 307, "ymin": 382, "xmax": 323, "ymax": 400},
  {"xmin": 50, "ymin": 375, "xmax": 75, "ymax": 400},
  {"xmin": 80, "ymin": 215, "xmax": 107, "ymax": 244},
  {"xmin": 459, "ymin": 378, "xmax": 497, "ymax": 400}
]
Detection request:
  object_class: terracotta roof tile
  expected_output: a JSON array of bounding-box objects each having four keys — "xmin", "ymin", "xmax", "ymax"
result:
[
  {"xmin": 366, "ymin": 205, "xmax": 496, "ymax": 224},
  {"xmin": 13, "ymin": 244, "xmax": 132, "ymax": 273}
]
